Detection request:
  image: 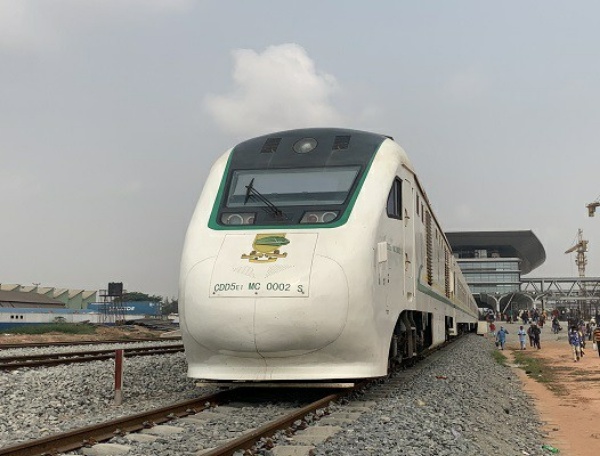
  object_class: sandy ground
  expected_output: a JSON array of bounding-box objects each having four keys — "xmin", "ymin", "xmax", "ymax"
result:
[
  {"xmin": 487, "ymin": 321, "xmax": 600, "ymax": 456},
  {"xmin": 0, "ymin": 325, "xmax": 168, "ymax": 344}
]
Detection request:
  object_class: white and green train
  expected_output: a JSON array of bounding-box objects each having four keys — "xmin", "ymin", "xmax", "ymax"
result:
[{"xmin": 179, "ymin": 128, "xmax": 478, "ymax": 384}]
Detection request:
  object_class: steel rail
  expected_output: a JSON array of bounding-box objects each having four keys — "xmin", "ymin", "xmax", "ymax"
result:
[
  {"xmin": 0, "ymin": 336, "xmax": 466, "ymax": 455},
  {"xmin": 0, "ymin": 345, "xmax": 184, "ymax": 370},
  {"xmin": 0, "ymin": 337, "xmax": 180, "ymax": 350},
  {"xmin": 0, "ymin": 390, "xmax": 237, "ymax": 456},
  {"xmin": 199, "ymin": 337, "xmax": 464, "ymax": 455},
  {"xmin": 199, "ymin": 391, "xmax": 344, "ymax": 456}
]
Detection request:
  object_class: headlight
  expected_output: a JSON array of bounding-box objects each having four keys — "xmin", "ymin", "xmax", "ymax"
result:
[
  {"xmin": 293, "ymin": 137, "xmax": 318, "ymax": 154},
  {"xmin": 305, "ymin": 213, "xmax": 319, "ymax": 223},
  {"xmin": 221, "ymin": 213, "xmax": 256, "ymax": 225},
  {"xmin": 322, "ymin": 211, "xmax": 337, "ymax": 223},
  {"xmin": 300, "ymin": 211, "xmax": 339, "ymax": 224}
]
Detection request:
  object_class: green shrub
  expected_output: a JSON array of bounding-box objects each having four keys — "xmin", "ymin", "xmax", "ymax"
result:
[
  {"xmin": 491, "ymin": 349, "xmax": 508, "ymax": 366},
  {"xmin": 2, "ymin": 323, "xmax": 97, "ymax": 335},
  {"xmin": 513, "ymin": 350, "xmax": 565, "ymax": 395}
]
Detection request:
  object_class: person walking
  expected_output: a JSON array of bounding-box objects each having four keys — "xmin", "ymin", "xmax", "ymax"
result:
[
  {"xmin": 496, "ymin": 326, "xmax": 509, "ymax": 350},
  {"xmin": 569, "ymin": 326, "xmax": 583, "ymax": 362},
  {"xmin": 578, "ymin": 326, "xmax": 586, "ymax": 354},
  {"xmin": 517, "ymin": 325, "xmax": 527, "ymax": 350},
  {"xmin": 593, "ymin": 325, "xmax": 600, "ymax": 357},
  {"xmin": 551, "ymin": 316, "xmax": 561, "ymax": 334},
  {"xmin": 531, "ymin": 323, "xmax": 541, "ymax": 349},
  {"xmin": 585, "ymin": 323, "xmax": 592, "ymax": 341},
  {"xmin": 521, "ymin": 310, "xmax": 528, "ymax": 326},
  {"xmin": 527, "ymin": 323, "xmax": 535, "ymax": 347}
]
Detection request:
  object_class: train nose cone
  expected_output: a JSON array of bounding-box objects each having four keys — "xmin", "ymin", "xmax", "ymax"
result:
[
  {"xmin": 181, "ymin": 251, "xmax": 349, "ymax": 357},
  {"xmin": 254, "ymin": 255, "xmax": 349, "ymax": 356},
  {"xmin": 181, "ymin": 259, "xmax": 260, "ymax": 355}
]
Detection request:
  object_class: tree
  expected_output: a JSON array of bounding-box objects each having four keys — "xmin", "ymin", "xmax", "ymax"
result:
[
  {"xmin": 162, "ymin": 298, "xmax": 178, "ymax": 315},
  {"xmin": 121, "ymin": 292, "xmax": 162, "ymax": 303}
]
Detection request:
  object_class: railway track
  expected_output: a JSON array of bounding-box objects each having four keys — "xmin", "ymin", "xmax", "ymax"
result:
[
  {"xmin": 0, "ymin": 338, "xmax": 465, "ymax": 456},
  {"xmin": 0, "ymin": 344, "xmax": 184, "ymax": 370},
  {"xmin": 0, "ymin": 390, "xmax": 229, "ymax": 456},
  {"xmin": 0, "ymin": 337, "xmax": 179, "ymax": 350},
  {"xmin": 0, "ymin": 386, "xmax": 349, "ymax": 456}
]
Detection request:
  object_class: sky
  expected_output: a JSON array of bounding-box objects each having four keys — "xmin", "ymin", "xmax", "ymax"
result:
[{"xmin": 2, "ymin": 1, "xmax": 600, "ymax": 299}]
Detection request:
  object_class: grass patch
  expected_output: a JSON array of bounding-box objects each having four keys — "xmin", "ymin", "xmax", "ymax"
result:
[
  {"xmin": 512, "ymin": 350, "xmax": 566, "ymax": 395},
  {"xmin": 568, "ymin": 369, "xmax": 589, "ymax": 376},
  {"xmin": 2, "ymin": 323, "xmax": 97, "ymax": 335},
  {"xmin": 491, "ymin": 349, "xmax": 508, "ymax": 366},
  {"xmin": 572, "ymin": 376, "xmax": 600, "ymax": 382}
]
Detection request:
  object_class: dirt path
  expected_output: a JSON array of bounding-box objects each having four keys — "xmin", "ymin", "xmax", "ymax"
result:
[
  {"xmin": 490, "ymin": 322, "xmax": 600, "ymax": 456},
  {"xmin": 0, "ymin": 325, "xmax": 167, "ymax": 345}
]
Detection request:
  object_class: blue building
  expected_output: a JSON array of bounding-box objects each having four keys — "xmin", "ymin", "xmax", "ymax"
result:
[{"xmin": 87, "ymin": 301, "xmax": 161, "ymax": 317}]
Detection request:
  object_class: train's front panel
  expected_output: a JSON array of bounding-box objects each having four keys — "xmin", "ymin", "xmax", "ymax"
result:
[
  {"xmin": 180, "ymin": 128, "xmax": 390, "ymax": 380},
  {"xmin": 183, "ymin": 232, "xmax": 350, "ymax": 358}
]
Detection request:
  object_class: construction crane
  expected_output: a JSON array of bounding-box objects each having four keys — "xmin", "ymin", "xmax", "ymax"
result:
[
  {"xmin": 565, "ymin": 228, "xmax": 588, "ymax": 277},
  {"xmin": 587, "ymin": 195, "xmax": 600, "ymax": 216}
]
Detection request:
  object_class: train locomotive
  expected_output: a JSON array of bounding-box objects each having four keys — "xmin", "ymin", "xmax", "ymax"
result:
[{"xmin": 179, "ymin": 128, "xmax": 478, "ymax": 383}]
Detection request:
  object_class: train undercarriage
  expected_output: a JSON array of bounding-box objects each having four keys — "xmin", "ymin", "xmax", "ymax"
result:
[{"xmin": 388, "ymin": 310, "xmax": 474, "ymax": 369}]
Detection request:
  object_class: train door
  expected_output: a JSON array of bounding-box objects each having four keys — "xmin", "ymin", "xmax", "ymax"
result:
[
  {"xmin": 385, "ymin": 177, "xmax": 404, "ymax": 308},
  {"xmin": 402, "ymin": 174, "xmax": 416, "ymax": 300}
]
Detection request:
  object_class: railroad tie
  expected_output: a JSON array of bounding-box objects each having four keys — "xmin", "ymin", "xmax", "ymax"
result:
[
  {"xmin": 291, "ymin": 425, "xmax": 343, "ymax": 445},
  {"xmin": 269, "ymin": 445, "xmax": 317, "ymax": 456},
  {"xmin": 140, "ymin": 424, "xmax": 186, "ymax": 436},
  {"xmin": 82, "ymin": 443, "xmax": 131, "ymax": 455}
]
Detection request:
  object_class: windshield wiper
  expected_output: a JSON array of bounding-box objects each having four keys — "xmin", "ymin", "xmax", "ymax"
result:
[{"xmin": 244, "ymin": 178, "xmax": 286, "ymax": 219}]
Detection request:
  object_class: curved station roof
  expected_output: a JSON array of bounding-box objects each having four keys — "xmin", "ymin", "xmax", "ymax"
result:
[{"xmin": 445, "ymin": 230, "xmax": 546, "ymax": 275}]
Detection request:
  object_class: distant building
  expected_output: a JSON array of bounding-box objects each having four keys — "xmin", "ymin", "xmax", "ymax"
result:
[
  {"xmin": 0, "ymin": 290, "xmax": 65, "ymax": 309},
  {"xmin": 87, "ymin": 301, "xmax": 161, "ymax": 317},
  {"xmin": 0, "ymin": 284, "xmax": 97, "ymax": 310},
  {"xmin": 446, "ymin": 230, "xmax": 546, "ymax": 313}
]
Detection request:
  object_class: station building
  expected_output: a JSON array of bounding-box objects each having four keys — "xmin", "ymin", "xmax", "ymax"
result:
[{"xmin": 446, "ymin": 230, "xmax": 546, "ymax": 315}]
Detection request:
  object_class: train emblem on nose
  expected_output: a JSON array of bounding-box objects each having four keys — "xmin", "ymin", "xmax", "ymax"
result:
[{"xmin": 241, "ymin": 234, "xmax": 290, "ymax": 263}]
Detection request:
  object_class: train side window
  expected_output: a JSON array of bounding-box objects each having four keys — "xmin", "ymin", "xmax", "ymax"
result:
[
  {"xmin": 416, "ymin": 195, "xmax": 420, "ymax": 215},
  {"xmin": 386, "ymin": 178, "xmax": 402, "ymax": 219}
]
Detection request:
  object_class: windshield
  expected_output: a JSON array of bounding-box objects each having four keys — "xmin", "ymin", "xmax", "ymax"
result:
[{"xmin": 226, "ymin": 167, "xmax": 360, "ymax": 207}]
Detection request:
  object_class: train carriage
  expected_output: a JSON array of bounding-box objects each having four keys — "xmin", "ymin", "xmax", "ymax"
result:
[{"xmin": 179, "ymin": 128, "xmax": 477, "ymax": 382}]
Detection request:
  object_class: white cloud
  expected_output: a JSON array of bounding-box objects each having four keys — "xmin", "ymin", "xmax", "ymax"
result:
[{"xmin": 205, "ymin": 43, "xmax": 344, "ymax": 136}]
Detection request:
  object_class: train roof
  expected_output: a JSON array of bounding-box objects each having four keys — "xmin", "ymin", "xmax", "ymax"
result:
[{"xmin": 230, "ymin": 128, "xmax": 395, "ymax": 169}]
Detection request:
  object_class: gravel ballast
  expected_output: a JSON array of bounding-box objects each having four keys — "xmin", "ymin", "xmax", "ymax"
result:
[
  {"xmin": 0, "ymin": 342, "xmax": 203, "ymax": 447},
  {"xmin": 310, "ymin": 335, "xmax": 548, "ymax": 455},
  {"xmin": 0, "ymin": 335, "xmax": 550, "ymax": 455}
]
